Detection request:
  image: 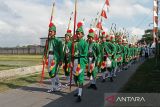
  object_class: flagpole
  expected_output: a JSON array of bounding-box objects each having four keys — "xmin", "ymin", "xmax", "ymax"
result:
[
  {"xmin": 40, "ymin": 2, "xmax": 55, "ymax": 83},
  {"xmin": 70, "ymin": 0, "xmax": 78, "ymax": 91},
  {"xmin": 67, "ymin": 12, "xmax": 74, "ymax": 30}
]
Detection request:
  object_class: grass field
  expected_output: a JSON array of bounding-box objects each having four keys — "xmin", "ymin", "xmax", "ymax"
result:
[
  {"xmin": 0, "ymin": 72, "xmax": 50, "ymax": 92},
  {"xmin": 0, "ymin": 69, "xmax": 64, "ymax": 92},
  {"xmin": 0, "ymin": 55, "xmax": 66, "ymax": 92},
  {"xmin": 120, "ymin": 58, "xmax": 160, "ymax": 93},
  {"xmin": 0, "ymin": 55, "xmax": 42, "ymax": 71}
]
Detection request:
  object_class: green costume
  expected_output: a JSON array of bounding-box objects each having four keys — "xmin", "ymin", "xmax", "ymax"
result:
[
  {"xmin": 106, "ymin": 41, "xmax": 117, "ymax": 71},
  {"xmin": 114, "ymin": 43, "xmax": 122, "ymax": 67},
  {"xmin": 87, "ymin": 42, "xmax": 100, "ymax": 78},
  {"xmin": 73, "ymin": 38, "xmax": 88, "ymax": 85},
  {"xmin": 123, "ymin": 45, "xmax": 129, "ymax": 64},
  {"xmin": 63, "ymin": 41, "xmax": 72, "ymax": 76},
  {"xmin": 100, "ymin": 41, "xmax": 112, "ymax": 72},
  {"xmin": 47, "ymin": 37, "xmax": 63, "ymax": 78}
]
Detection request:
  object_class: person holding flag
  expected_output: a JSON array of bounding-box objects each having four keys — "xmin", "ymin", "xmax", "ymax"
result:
[{"xmin": 44, "ymin": 22, "xmax": 63, "ymax": 93}]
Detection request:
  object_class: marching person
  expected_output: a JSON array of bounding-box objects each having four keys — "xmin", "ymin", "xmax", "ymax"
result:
[
  {"xmin": 72, "ymin": 21, "xmax": 88, "ymax": 102},
  {"xmin": 122, "ymin": 39, "xmax": 129, "ymax": 70},
  {"xmin": 44, "ymin": 22, "xmax": 63, "ymax": 92},
  {"xmin": 63, "ymin": 30, "xmax": 74, "ymax": 86},
  {"xmin": 86, "ymin": 28, "xmax": 100, "ymax": 90},
  {"xmin": 100, "ymin": 31, "xmax": 113, "ymax": 82}
]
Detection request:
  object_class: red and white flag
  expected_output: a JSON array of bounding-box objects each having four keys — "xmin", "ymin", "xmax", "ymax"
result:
[
  {"xmin": 105, "ymin": 0, "xmax": 110, "ymax": 6},
  {"xmin": 96, "ymin": 22, "xmax": 103, "ymax": 30},
  {"xmin": 101, "ymin": 10, "xmax": 107, "ymax": 19}
]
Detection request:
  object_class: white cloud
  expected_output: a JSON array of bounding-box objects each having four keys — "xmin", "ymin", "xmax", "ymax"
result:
[
  {"xmin": 0, "ymin": 20, "xmax": 12, "ymax": 32},
  {"xmin": 0, "ymin": 0, "xmax": 152, "ymax": 47},
  {"xmin": 130, "ymin": 27, "xmax": 144, "ymax": 35},
  {"xmin": 110, "ymin": 0, "xmax": 151, "ymax": 19},
  {"xmin": 128, "ymin": 27, "xmax": 145, "ymax": 41}
]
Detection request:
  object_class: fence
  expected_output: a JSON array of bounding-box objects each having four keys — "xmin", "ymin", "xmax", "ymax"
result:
[{"xmin": 0, "ymin": 46, "xmax": 44, "ymax": 55}]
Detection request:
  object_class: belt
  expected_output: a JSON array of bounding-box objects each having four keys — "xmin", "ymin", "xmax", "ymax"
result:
[
  {"xmin": 88, "ymin": 56, "xmax": 94, "ymax": 58},
  {"xmin": 49, "ymin": 51, "xmax": 54, "ymax": 55},
  {"xmin": 73, "ymin": 56, "xmax": 86, "ymax": 59}
]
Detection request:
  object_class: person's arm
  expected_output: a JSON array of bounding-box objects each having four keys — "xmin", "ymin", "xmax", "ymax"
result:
[{"xmin": 58, "ymin": 40, "xmax": 63, "ymax": 65}]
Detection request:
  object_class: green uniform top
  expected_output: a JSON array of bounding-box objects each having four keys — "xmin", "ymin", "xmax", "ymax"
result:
[
  {"xmin": 123, "ymin": 45, "xmax": 129, "ymax": 62},
  {"xmin": 88, "ymin": 42, "xmax": 100, "ymax": 65},
  {"xmin": 106, "ymin": 42, "xmax": 117, "ymax": 68},
  {"xmin": 114, "ymin": 43, "xmax": 122, "ymax": 60},
  {"xmin": 100, "ymin": 42, "xmax": 112, "ymax": 60},
  {"xmin": 74, "ymin": 38, "xmax": 88, "ymax": 68},
  {"xmin": 47, "ymin": 37, "xmax": 63, "ymax": 62},
  {"xmin": 106, "ymin": 42, "xmax": 117, "ymax": 58},
  {"xmin": 63, "ymin": 41, "xmax": 72, "ymax": 62}
]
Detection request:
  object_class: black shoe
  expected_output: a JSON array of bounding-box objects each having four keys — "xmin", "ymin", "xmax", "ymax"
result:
[
  {"xmin": 110, "ymin": 77, "xmax": 113, "ymax": 82},
  {"xmin": 87, "ymin": 84, "xmax": 93, "ymax": 89},
  {"xmin": 92, "ymin": 84, "xmax": 98, "ymax": 90},
  {"xmin": 102, "ymin": 79, "xmax": 106, "ymax": 83},
  {"xmin": 76, "ymin": 96, "xmax": 82, "ymax": 102},
  {"xmin": 74, "ymin": 93, "xmax": 78, "ymax": 97}
]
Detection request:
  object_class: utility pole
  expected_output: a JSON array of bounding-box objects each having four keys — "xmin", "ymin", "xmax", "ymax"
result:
[{"xmin": 153, "ymin": 0, "xmax": 159, "ymax": 66}]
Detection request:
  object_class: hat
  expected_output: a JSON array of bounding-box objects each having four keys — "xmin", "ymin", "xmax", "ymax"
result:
[
  {"xmin": 65, "ymin": 29, "xmax": 72, "ymax": 37},
  {"xmin": 101, "ymin": 31, "xmax": 106, "ymax": 38},
  {"xmin": 122, "ymin": 39, "xmax": 128, "ymax": 44},
  {"xmin": 76, "ymin": 21, "xmax": 84, "ymax": 35},
  {"xmin": 106, "ymin": 34, "xmax": 110, "ymax": 41},
  {"xmin": 87, "ymin": 28, "xmax": 95, "ymax": 38},
  {"xmin": 110, "ymin": 32, "xmax": 115, "ymax": 42},
  {"xmin": 115, "ymin": 34, "xmax": 122, "ymax": 43},
  {"xmin": 49, "ymin": 22, "xmax": 56, "ymax": 32}
]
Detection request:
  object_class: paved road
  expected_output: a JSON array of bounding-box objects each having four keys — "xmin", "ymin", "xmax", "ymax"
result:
[{"xmin": 0, "ymin": 61, "xmax": 143, "ymax": 107}]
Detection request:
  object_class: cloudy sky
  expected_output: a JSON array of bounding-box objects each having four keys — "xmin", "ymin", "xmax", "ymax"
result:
[{"xmin": 0, "ymin": 0, "xmax": 152, "ymax": 47}]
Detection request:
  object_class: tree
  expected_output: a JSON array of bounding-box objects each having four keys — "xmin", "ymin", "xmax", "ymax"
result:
[{"xmin": 140, "ymin": 29, "xmax": 160, "ymax": 45}]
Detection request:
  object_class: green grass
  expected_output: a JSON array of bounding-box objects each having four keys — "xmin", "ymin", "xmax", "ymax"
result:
[
  {"xmin": 0, "ymin": 55, "xmax": 42, "ymax": 71},
  {"xmin": 0, "ymin": 64, "xmax": 20, "ymax": 71},
  {"xmin": 120, "ymin": 58, "xmax": 160, "ymax": 93},
  {"xmin": 0, "ymin": 72, "xmax": 50, "ymax": 92}
]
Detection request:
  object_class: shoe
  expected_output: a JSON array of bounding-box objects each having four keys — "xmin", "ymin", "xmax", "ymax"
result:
[
  {"xmin": 54, "ymin": 87, "xmax": 61, "ymax": 92},
  {"xmin": 113, "ymin": 74, "xmax": 116, "ymax": 78},
  {"xmin": 65, "ymin": 83, "xmax": 69, "ymax": 87},
  {"xmin": 76, "ymin": 96, "xmax": 82, "ymax": 102},
  {"xmin": 57, "ymin": 83, "xmax": 62, "ymax": 88},
  {"xmin": 66, "ymin": 81, "xmax": 75, "ymax": 86},
  {"xmin": 110, "ymin": 77, "xmax": 113, "ymax": 82},
  {"xmin": 102, "ymin": 79, "xmax": 106, "ymax": 83},
  {"xmin": 74, "ymin": 93, "xmax": 78, "ymax": 97},
  {"xmin": 47, "ymin": 88, "xmax": 55, "ymax": 93},
  {"xmin": 87, "ymin": 84, "xmax": 93, "ymax": 89},
  {"xmin": 92, "ymin": 84, "xmax": 98, "ymax": 90}
]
